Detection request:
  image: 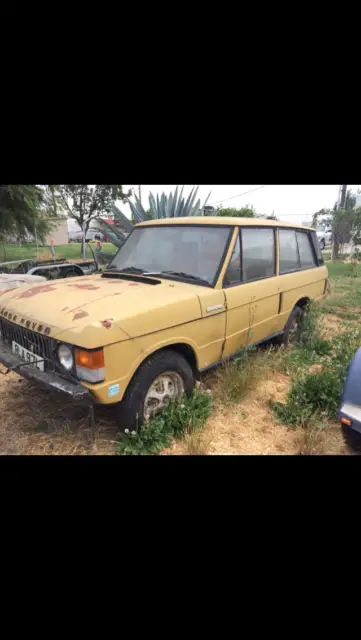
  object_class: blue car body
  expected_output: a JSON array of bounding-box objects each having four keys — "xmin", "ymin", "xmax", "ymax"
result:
[{"xmin": 339, "ymin": 347, "xmax": 361, "ymax": 436}]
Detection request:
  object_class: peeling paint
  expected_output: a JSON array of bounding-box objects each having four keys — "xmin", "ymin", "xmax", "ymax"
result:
[
  {"xmin": 44, "ymin": 327, "xmax": 51, "ymax": 335},
  {"xmin": 73, "ymin": 310, "xmax": 89, "ymax": 321},
  {"xmin": 67, "ymin": 284, "xmax": 100, "ymax": 291},
  {"xmin": 101, "ymin": 318, "xmax": 114, "ymax": 329},
  {"xmin": 18, "ymin": 284, "xmax": 57, "ymax": 299}
]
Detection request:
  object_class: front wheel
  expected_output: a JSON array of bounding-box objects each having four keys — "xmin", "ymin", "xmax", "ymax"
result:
[{"xmin": 116, "ymin": 349, "xmax": 195, "ymax": 430}]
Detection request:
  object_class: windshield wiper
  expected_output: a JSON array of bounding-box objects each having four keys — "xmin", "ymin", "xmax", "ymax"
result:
[
  {"xmin": 144, "ymin": 270, "xmax": 211, "ymax": 286},
  {"xmin": 106, "ymin": 266, "xmax": 146, "ymax": 274}
]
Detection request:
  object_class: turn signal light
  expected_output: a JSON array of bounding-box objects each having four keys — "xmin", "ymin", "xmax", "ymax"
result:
[
  {"xmin": 341, "ymin": 417, "xmax": 352, "ymax": 427},
  {"xmin": 75, "ymin": 348, "xmax": 104, "ymax": 370}
]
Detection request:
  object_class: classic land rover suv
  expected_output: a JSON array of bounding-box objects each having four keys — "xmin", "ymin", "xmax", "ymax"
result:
[{"xmin": 0, "ymin": 218, "xmax": 327, "ymax": 429}]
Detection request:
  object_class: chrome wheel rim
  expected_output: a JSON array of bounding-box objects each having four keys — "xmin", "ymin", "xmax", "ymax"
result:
[{"xmin": 144, "ymin": 372, "xmax": 185, "ymax": 422}]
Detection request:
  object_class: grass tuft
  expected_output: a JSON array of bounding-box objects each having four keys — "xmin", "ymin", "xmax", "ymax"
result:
[{"xmin": 118, "ymin": 390, "xmax": 212, "ymax": 455}]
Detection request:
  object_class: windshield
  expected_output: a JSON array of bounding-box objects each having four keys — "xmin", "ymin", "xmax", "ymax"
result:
[{"xmin": 108, "ymin": 225, "xmax": 232, "ymax": 286}]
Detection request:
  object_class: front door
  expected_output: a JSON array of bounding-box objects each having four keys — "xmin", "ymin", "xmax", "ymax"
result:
[{"xmin": 223, "ymin": 226, "xmax": 280, "ymax": 358}]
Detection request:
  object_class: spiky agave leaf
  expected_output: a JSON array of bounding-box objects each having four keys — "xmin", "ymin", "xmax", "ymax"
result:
[
  {"xmin": 92, "ymin": 219, "xmax": 128, "ymax": 248},
  {"xmin": 190, "ymin": 198, "xmax": 201, "ymax": 216},
  {"xmin": 148, "ymin": 192, "xmax": 156, "ymax": 219},
  {"xmin": 111, "ymin": 204, "xmax": 134, "ymax": 233},
  {"xmin": 174, "ymin": 186, "xmax": 184, "ymax": 217}
]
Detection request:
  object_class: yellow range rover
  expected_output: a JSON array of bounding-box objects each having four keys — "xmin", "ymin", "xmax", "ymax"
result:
[{"xmin": 0, "ymin": 218, "xmax": 327, "ymax": 429}]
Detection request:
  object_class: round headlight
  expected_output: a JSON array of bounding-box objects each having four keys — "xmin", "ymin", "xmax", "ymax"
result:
[{"xmin": 58, "ymin": 344, "xmax": 74, "ymax": 371}]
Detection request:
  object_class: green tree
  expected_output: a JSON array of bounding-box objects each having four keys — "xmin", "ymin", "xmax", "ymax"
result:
[
  {"xmin": 217, "ymin": 205, "xmax": 255, "ymax": 217},
  {"xmin": 50, "ymin": 185, "xmax": 130, "ymax": 249},
  {"xmin": 0, "ymin": 184, "xmax": 56, "ymax": 243}
]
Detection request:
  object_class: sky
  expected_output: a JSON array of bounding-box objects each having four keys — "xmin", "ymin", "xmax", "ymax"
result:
[{"xmin": 117, "ymin": 185, "xmax": 361, "ymax": 225}]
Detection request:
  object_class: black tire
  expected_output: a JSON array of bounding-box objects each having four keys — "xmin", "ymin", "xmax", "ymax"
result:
[
  {"xmin": 319, "ymin": 239, "xmax": 325, "ymax": 251},
  {"xmin": 116, "ymin": 349, "xmax": 195, "ymax": 430},
  {"xmin": 341, "ymin": 425, "xmax": 361, "ymax": 453},
  {"xmin": 282, "ymin": 306, "xmax": 304, "ymax": 347},
  {"xmin": 63, "ymin": 267, "xmax": 82, "ymax": 278}
]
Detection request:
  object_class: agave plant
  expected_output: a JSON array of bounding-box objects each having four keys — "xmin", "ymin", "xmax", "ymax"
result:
[{"xmin": 93, "ymin": 186, "xmax": 213, "ymax": 248}]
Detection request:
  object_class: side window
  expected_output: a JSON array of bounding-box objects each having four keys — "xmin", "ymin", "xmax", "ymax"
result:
[
  {"xmin": 279, "ymin": 230, "xmax": 300, "ymax": 274},
  {"xmin": 224, "ymin": 235, "xmax": 241, "ymax": 285},
  {"xmin": 310, "ymin": 231, "xmax": 324, "ymax": 265},
  {"xmin": 242, "ymin": 228, "xmax": 275, "ymax": 282},
  {"xmin": 296, "ymin": 232, "xmax": 316, "ymax": 269}
]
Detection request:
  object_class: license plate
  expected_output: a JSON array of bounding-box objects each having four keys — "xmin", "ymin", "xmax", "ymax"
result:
[{"xmin": 12, "ymin": 341, "xmax": 44, "ymax": 372}]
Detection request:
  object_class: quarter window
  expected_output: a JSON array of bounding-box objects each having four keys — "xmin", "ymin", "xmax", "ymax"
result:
[
  {"xmin": 242, "ymin": 228, "xmax": 275, "ymax": 282},
  {"xmin": 279, "ymin": 230, "xmax": 300, "ymax": 274},
  {"xmin": 296, "ymin": 232, "xmax": 316, "ymax": 269}
]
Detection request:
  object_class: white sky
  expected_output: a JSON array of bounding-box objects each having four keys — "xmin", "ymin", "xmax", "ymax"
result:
[{"xmin": 117, "ymin": 185, "xmax": 361, "ymax": 225}]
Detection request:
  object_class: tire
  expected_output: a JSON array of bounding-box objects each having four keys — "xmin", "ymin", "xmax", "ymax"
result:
[
  {"xmin": 319, "ymin": 239, "xmax": 325, "ymax": 251},
  {"xmin": 282, "ymin": 306, "xmax": 304, "ymax": 347},
  {"xmin": 341, "ymin": 425, "xmax": 361, "ymax": 453},
  {"xmin": 116, "ymin": 349, "xmax": 195, "ymax": 430},
  {"xmin": 63, "ymin": 267, "xmax": 82, "ymax": 278}
]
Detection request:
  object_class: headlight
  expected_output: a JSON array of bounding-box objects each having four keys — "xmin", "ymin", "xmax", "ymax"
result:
[{"xmin": 58, "ymin": 344, "xmax": 74, "ymax": 371}]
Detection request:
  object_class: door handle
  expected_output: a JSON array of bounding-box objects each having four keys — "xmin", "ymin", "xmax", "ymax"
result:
[{"xmin": 206, "ymin": 304, "xmax": 225, "ymax": 313}]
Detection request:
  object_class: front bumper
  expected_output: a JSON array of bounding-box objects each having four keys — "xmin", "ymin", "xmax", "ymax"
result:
[{"xmin": 0, "ymin": 342, "xmax": 92, "ymax": 405}]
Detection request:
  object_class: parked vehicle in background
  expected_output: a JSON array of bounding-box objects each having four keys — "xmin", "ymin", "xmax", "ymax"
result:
[
  {"xmin": 339, "ymin": 347, "xmax": 361, "ymax": 451},
  {"xmin": 71, "ymin": 230, "xmax": 104, "ymax": 243},
  {"xmin": 0, "ymin": 218, "xmax": 328, "ymax": 430},
  {"xmin": 0, "ymin": 256, "xmax": 98, "ymax": 280},
  {"xmin": 316, "ymin": 225, "xmax": 332, "ymax": 251}
]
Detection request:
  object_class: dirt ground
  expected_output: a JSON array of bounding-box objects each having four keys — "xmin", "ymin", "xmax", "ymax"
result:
[{"xmin": 0, "ymin": 359, "xmax": 347, "ymax": 456}]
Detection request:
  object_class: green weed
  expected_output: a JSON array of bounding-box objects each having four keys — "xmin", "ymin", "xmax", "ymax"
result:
[
  {"xmin": 272, "ymin": 324, "xmax": 361, "ymax": 427},
  {"xmin": 118, "ymin": 390, "xmax": 212, "ymax": 455}
]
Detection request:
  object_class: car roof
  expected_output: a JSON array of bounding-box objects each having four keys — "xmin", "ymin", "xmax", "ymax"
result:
[{"xmin": 135, "ymin": 217, "xmax": 314, "ymax": 231}]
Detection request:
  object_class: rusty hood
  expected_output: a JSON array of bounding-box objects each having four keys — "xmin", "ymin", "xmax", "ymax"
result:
[{"xmin": 0, "ymin": 274, "xmax": 203, "ymax": 348}]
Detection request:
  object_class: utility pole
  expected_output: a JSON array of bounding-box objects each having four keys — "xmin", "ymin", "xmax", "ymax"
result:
[{"xmin": 339, "ymin": 184, "xmax": 347, "ymax": 209}]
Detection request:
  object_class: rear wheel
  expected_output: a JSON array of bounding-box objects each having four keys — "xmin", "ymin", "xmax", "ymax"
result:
[
  {"xmin": 282, "ymin": 306, "xmax": 304, "ymax": 347},
  {"xmin": 116, "ymin": 349, "xmax": 194, "ymax": 430},
  {"xmin": 319, "ymin": 238, "xmax": 325, "ymax": 250}
]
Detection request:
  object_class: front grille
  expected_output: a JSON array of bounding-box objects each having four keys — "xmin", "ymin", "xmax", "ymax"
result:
[{"xmin": 0, "ymin": 316, "xmax": 57, "ymax": 372}]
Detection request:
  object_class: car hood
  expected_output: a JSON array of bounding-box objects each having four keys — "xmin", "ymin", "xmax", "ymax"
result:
[{"xmin": 0, "ymin": 274, "xmax": 203, "ymax": 348}]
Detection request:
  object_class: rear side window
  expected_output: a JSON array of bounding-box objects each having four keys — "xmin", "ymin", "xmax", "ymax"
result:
[
  {"xmin": 296, "ymin": 232, "xmax": 316, "ymax": 268},
  {"xmin": 279, "ymin": 230, "xmax": 300, "ymax": 273},
  {"xmin": 242, "ymin": 228, "xmax": 275, "ymax": 282}
]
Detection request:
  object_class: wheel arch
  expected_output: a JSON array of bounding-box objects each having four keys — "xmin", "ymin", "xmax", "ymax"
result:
[{"xmin": 295, "ymin": 296, "xmax": 311, "ymax": 310}]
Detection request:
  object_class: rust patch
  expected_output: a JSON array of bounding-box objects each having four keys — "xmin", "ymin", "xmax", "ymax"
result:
[
  {"xmin": 101, "ymin": 318, "xmax": 114, "ymax": 329},
  {"xmin": 20, "ymin": 318, "xmax": 25, "ymax": 324},
  {"xmin": 66, "ymin": 284, "xmax": 100, "ymax": 291},
  {"xmin": 73, "ymin": 310, "xmax": 89, "ymax": 321},
  {"xmin": 17, "ymin": 284, "xmax": 57, "ymax": 299},
  {"xmin": 44, "ymin": 327, "xmax": 51, "ymax": 335},
  {"xmin": 38, "ymin": 325, "xmax": 43, "ymax": 333},
  {"xmin": 4, "ymin": 311, "xmax": 8, "ymax": 317},
  {"xmin": 13, "ymin": 315, "xmax": 17, "ymax": 322},
  {"xmin": 26, "ymin": 320, "xmax": 30, "ymax": 328},
  {"xmin": 8, "ymin": 314, "xmax": 12, "ymax": 321}
]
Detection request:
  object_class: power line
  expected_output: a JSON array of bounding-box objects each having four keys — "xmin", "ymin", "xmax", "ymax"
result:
[{"xmin": 208, "ymin": 185, "xmax": 267, "ymax": 206}]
